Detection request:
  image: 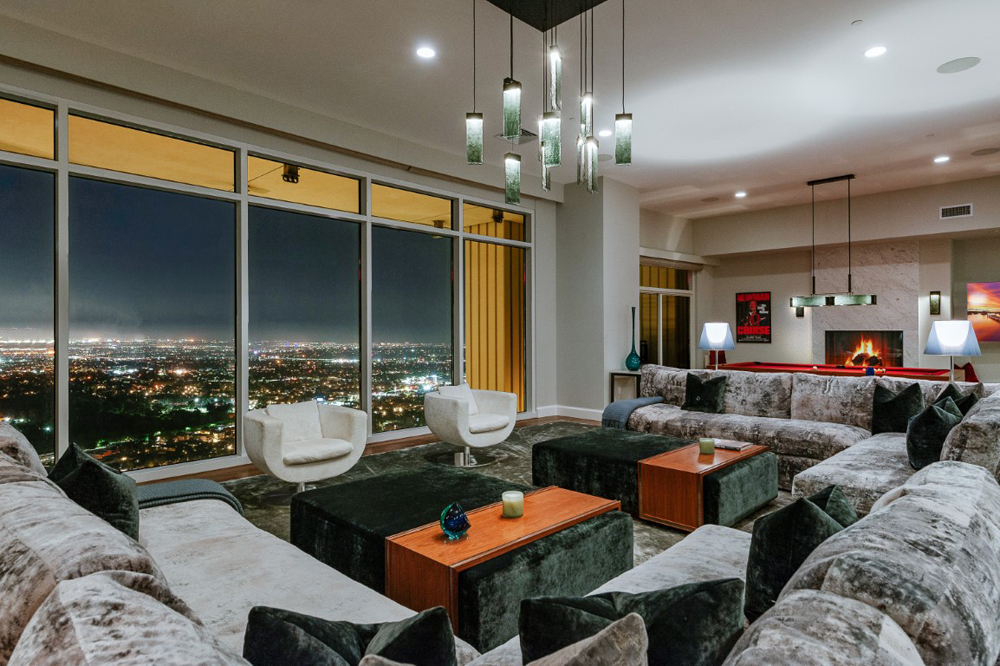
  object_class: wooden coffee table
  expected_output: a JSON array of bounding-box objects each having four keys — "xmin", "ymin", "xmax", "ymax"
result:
[
  {"xmin": 385, "ymin": 486, "xmax": 620, "ymax": 632},
  {"xmin": 639, "ymin": 443, "xmax": 769, "ymax": 531}
]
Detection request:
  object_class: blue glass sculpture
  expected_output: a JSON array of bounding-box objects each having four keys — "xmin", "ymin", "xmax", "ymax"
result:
[
  {"xmin": 440, "ymin": 502, "xmax": 471, "ymax": 540},
  {"xmin": 625, "ymin": 306, "xmax": 641, "ymax": 371}
]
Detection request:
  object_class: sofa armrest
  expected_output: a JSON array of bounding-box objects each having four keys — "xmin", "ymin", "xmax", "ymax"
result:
[
  {"xmin": 424, "ymin": 392, "xmax": 471, "ymax": 443},
  {"xmin": 941, "ymin": 393, "xmax": 1000, "ymax": 478}
]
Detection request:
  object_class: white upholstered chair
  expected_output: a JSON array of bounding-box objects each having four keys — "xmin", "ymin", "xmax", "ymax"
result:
[
  {"xmin": 243, "ymin": 401, "xmax": 367, "ymax": 493},
  {"xmin": 424, "ymin": 384, "xmax": 517, "ymax": 467}
]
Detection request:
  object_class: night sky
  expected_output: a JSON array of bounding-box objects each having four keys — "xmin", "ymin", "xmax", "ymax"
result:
[
  {"xmin": 0, "ymin": 164, "xmax": 54, "ymax": 339},
  {"xmin": 1, "ymin": 166, "xmax": 453, "ymax": 343}
]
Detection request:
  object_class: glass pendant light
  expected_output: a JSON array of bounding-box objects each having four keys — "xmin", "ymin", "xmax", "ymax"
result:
[
  {"xmin": 615, "ymin": 0, "xmax": 632, "ymax": 165},
  {"xmin": 548, "ymin": 45, "xmax": 562, "ymax": 111},
  {"xmin": 615, "ymin": 113, "xmax": 632, "ymax": 165},
  {"xmin": 585, "ymin": 136, "xmax": 599, "ymax": 193},
  {"xmin": 466, "ymin": 1, "xmax": 483, "ymax": 164},
  {"xmin": 542, "ymin": 112, "xmax": 561, "ymax": 167},
  {"xmin": 502, "ymin": 11, "xmax": 521, "ymax": 140},
  {"xmin": 580, "ymin": 93, "xmax": 594, "ymax": 139},
  {"xmin": 505, "ymin": 152, "xmax": 521, "ymax": 204}
]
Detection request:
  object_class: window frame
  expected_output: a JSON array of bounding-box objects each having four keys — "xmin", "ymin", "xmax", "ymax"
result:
[{"xmin": 0, "ymin": 83, "xmax": 536, "ymax": 480}]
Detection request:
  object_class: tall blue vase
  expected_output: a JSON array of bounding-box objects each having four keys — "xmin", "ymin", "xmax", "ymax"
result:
[{"xmin": 625, "ymin": 306, "xmax": 641, "ymax": 370}]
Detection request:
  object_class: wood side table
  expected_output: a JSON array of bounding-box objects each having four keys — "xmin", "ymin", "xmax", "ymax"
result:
[
  {"xmin": 638, "ymin": 443, "xmax": 769, "ymax": 531},
  {"xmin": 385, "ymin": 487, "xmax": 620, "ymax": 633}
]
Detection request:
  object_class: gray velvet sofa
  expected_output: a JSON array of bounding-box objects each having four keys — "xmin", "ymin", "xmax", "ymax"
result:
[{"xmin": 629, "ymin": 364, "xmax": 1000, "ymax": 504}]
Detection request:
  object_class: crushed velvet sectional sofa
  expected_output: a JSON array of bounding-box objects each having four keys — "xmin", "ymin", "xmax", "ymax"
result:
[{"xmin": 629, "ymin": 364, "xmax": 1000, "ymax": 507}]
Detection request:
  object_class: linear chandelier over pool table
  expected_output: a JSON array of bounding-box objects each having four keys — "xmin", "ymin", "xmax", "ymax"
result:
[{"xmin": 790, "ymin": 174, "xmax": 878, "ymax": 309}]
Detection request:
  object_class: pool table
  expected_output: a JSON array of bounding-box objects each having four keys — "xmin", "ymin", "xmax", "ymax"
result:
[{"xmin": 718, "ymin": 361, "xmax": 958, "ymax": 382}]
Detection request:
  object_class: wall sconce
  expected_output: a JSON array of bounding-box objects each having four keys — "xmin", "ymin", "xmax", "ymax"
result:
[
  {"xmin": 795, "ymin": 306, "xmax": 805, "ymax": 318},
  {"xmin": 929, "ymin": 291, "xmax": 941, "ymax": 316}
]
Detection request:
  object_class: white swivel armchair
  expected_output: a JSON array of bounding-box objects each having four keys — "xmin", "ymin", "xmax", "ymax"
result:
[
  {"xmin": 243, "ymin": 401, "xmax": 367, "ymax": 493},
  {"xmin": 424, "ymin": 384, "xmax": 517, "ymax": 467}
]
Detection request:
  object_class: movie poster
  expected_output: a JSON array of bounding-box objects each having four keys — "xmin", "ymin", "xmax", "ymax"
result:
[{"xmin": 736, "ymin": 292, "xmax": 771, "ymax": 343}]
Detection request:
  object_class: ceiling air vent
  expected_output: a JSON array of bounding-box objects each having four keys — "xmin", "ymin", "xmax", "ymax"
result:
[{"xmin": 940, "ymin": 203, "xmax": 973, "ymax": 219}]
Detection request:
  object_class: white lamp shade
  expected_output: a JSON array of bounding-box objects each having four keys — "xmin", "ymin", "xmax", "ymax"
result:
[
  {"xmin": 924, "ymin": 320, "xmax": 981, "ymax": 356},
  {"xmin": 698, "ymin": 322, "xmax": 735, "ymax": 350}
]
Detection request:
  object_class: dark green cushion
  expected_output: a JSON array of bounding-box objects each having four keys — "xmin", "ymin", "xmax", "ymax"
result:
[
  {"xmin": 871, "ymin": 382, "xmax": 922, "ymax": 434},
  {"xmin": 906, "ymin": 397, "xmax": 963, "ymax": 470},
  {"xmin": 935, "ymin": 383, "xmax": 979, "ymax": 415},
  {"xmin": 49, "ymin": 442, "xmax": 138, "ymax": 540},
  {"xmin": 702, "ymin": 451, "xmax": 778, "ymax": 527},
  {"xmin": 806, "ymin": 485, "xmax": 858, "ymax": 527},
  {"xmin": 243, "ymin": 606, "xmax": 457, "ymax": 666},
  {"xmin": 519, "ymin": 578, "xmax": 745, "ymax": 665},
  {"xmin": 682, "ymin": 374, "xmax": 727, "ymax": 414},
  {"xmin": 744, "ymin": 498, "xmax": 844, "ymax": 622}
]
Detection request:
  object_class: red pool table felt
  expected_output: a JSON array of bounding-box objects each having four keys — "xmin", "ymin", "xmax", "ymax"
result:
[{"xmin": 719, "ymin": 362, "xmax": 956, "ymax": 382}]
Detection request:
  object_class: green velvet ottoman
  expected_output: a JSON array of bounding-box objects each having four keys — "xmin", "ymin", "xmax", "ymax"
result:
[
  {"xmin": 533, "ymin": 429, "xmax": 778, "ymax": 526},
  {"xmin": 290, "ymin": 465, "xmax": 633, "ymax": 652}
]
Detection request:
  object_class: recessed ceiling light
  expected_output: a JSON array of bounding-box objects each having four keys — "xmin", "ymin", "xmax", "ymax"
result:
[
  {"xmin": 416, "ymin": 46, "xmax": 436, "ymax": 59},
  {"xmin": 598, "ymin": 129, "xmax": 612, "ymax": 138},
  {"xmin": 735, "ymin": 191, "xmax": 747, "ymax": 199},
  {"xmin": 937, "ymin": 57, "xmax": 980, "ymax": 74},
  {"xmin": 972, "ymin": 147, "xmax": 1000, "ymax": 156},
  {"xmin": 934, "ymin": 155, "xmax": 951, "ymax": 164},
  {"xmin": 865, "ymin": 46, "xmax": 887, "ymax": 58}
]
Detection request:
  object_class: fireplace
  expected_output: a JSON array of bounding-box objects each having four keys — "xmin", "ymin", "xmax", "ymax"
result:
[{"xmin": 825, "ymin": 330, "xmax": 904, "ymax": 367}]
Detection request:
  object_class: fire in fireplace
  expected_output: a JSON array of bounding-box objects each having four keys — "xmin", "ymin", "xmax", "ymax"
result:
[{"xmin": 825, "ymin": 330, "xmax": 904, "ymax": 367}]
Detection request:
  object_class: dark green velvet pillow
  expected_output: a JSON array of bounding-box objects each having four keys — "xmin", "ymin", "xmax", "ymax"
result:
[
  {"xmin": 935, "ymin": 383, "xmax": 980, "ymax": 416},
  {"xmin": 49, "ymin": 442, "xmax": 139, "ymax": 540},
  {"xmin": 682, "ymin": 374, "xmax": 727, "ymax": 414},
  {"xmin": 519, "ymin": 578, "xmax": 745, "ymax": 665},
  {"xmin": 871, "ymin": 382, "xmax": 922, "ymax": 434},
  {"xmin": 806, "ymin": 485, "xmax": 858, "ymax": 528},
  {"xmin": 243, "ymin": 606, "xmax": 457, "ymax": 666},
  {"xmin": 906, "ymin": 397, "xmax": 963, "ymax": 471},
  {"xmin": 744, "ymin": 498, "xmax": 844, "ymax": 623}
]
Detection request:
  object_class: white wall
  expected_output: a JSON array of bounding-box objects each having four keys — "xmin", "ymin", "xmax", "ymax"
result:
[
  {"xmin": 532, "ymin": 199, "xmax": 559, "ymax": 409},
  {"xmin": 918, "ymin": 239, "xmax": 953, "ymax": 370},
  {"xmin": 603, "ymin": 179, "xmax": 641, "ymax": 403},
  {"xmin": 952, "ymin": 237, "xmax": 1000, "ymax": 381},
  {"xmin": 639, "ymin": 209, "xmax": 693, "ymax": 254}
]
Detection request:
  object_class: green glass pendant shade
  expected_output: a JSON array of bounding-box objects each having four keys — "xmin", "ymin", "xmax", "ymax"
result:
[
  {"xmin": 541, "ymin": 163, "xmax": 552, "ymax": 192},
  {"xmin": 466, "ymin": 113, "xmax": 484, "ymax": 165},
  {"xmin": 502, "ymin": 78, "xmax": 522, "ymax": 140},
  {"xmin": 580, "ymin": 92, "xmax": 594, "ymax": 139},
  {"xmin": 575, "ymin": 134, "xmax": 585, "ymax": 183},
  {"xmin": 504, "ymin": 152, "xmax": 521, "ymax": 204},
  {"xmin": 548, "ymin": 45, "xmax": 562, "ymax": 111},
  {"xmin": 541, "ymin": 112, "xmax": 561, "ymax": 167},
  {"xmin": 585, "ymin": 136, "xmax": 599, "ymax": 193},
  {"xmin": 615, "ymin": 113, "xmax": 632, "ymax": 166}
]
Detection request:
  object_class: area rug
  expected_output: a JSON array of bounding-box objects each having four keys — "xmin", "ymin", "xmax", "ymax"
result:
[{"xmin": 222, "ymin": 421, "xmax": 791, "ymax": 565}]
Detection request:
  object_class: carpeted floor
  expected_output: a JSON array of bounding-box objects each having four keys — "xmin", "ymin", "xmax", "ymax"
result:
[{"xmin": 223, "ymin": 421, "xmax": 791, "ymax": 566}]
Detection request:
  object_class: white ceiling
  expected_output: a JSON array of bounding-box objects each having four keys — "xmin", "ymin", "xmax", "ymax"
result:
[{"xmin": 0, "ymin": 0, "xmax": 998, "ymax": 219}]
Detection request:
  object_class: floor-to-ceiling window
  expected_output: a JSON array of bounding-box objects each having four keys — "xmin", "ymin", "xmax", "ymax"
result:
[
  {"xmin": 0, "ymin": 87, "xmax": 532, "ymax": 473},
  {"xmin": 639, "ymin": 264, "xmax": 693, "ymax": 369},
  {"xmin": 249, "ymin": 206, "xmax": 361, "ymax": 410},
  {"xmin": 0, "ymin": 163, "xmax": 56, "ymax": 465},
  {"xmin": 371, "ymin": 226, "xmax": 454, "ymax": 432},
  {"xmin": 68, "ymin": 178, "xmax": 236, "ymax": 470}
]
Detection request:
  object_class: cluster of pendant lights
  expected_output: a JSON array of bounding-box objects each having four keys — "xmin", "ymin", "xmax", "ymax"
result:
[{"xmin": 465, "ymin": 0, "xmax": 632, "ymax": 205}]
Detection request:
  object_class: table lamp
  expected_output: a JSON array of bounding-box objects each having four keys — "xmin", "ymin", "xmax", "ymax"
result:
[
  {"xmin": 924, "ymin": 320, "xmax": 981, "ymax": 382},
  {"xmin": 699, "ymin": 322, "xmax": 735, "ymax": 370}
]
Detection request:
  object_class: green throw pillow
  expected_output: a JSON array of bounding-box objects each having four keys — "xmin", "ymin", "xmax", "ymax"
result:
[
  {"xmin": 49, "ymin": 442, "xmax": 139, "ymax": 540},
  {"xmin": 682, "ymin": 374, "xmax": 727, "ymax": 414},
  {"xmin": 806, "ymin": 485, "xmax": 859, "ymax": 528},
  {"xmin": 744, "ymin": 498, "xmax": 844, "ymax": 623},
  {"xmin": 871, "ymin": 383, "xmax": 923, "ymax": 434},
  {"xmin": 935, "ymin": 383, "xmax": 979, "ymax": 416},
  {"xmin": 243, "ymin": 606, "xmax": 458, "ymax": 666},
  {"xmin": 905, "ymin": 397, "xmax": 963, "ymax": 470},
  {"xmin": 519, "ymin": 578, "xmax": 745, "ymax": 665}
]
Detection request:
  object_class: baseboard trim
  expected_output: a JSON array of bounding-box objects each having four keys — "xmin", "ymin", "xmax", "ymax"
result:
[{"xmin": 536, "ymin": 405, "xmax": 603, "ymax": 421}]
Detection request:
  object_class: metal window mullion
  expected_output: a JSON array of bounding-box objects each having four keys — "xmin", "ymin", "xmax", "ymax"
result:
[
  {"xmin": 245, "ymin": 196, "xmax": 367, "ymax": 223},
  {"xmin": 525, "ymin": 216, "xmax": 535, "ymax": 413},
  {"xmin": 65, "ymin": 164, "xmax": 240, "ymax": 202},
  {"xmin": 461, "ymin": 232, "xmax": 531, "ymax": 249},
  {"xmin": 0, "ymin": 152, "xmax": 57, "ymax": 171},
  {"xmin": 369, "ymin": 216, "xmax": 462, "ymax": 237},
  {"xmin": 454, "ymin": 198, "xmax": 464, "ymax": 386},
  {"xmin": 54, "ymin": 104, "xmax": 70, "ymax": 458},
  {"xmin": 360, "ymin": 177, "xmax": 373, "ymax": 437},
  {"xmin": 235, "ymin": 149, "xmax": 249, "ymax": 457},
  {"xmin": 657, "ymin": 294, "xmax": 664, "ymax": 366}
]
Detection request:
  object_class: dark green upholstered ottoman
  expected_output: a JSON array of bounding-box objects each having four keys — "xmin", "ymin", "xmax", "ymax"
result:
[
  {"xmin": 290, "ymin": 465, "xmax": 633, "ymax": 652},
  {"xmin": 533, "ymin": 429, "xmax": 778, "ymax": 526}
]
